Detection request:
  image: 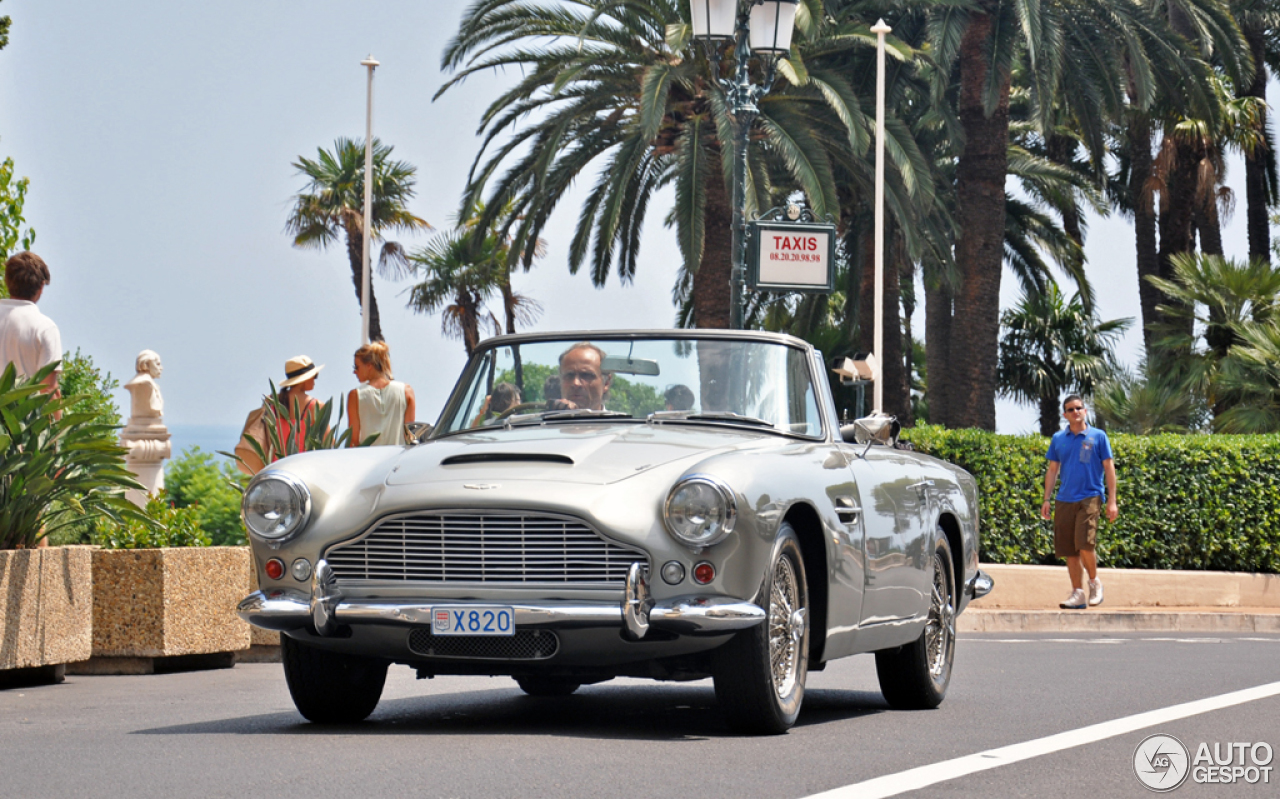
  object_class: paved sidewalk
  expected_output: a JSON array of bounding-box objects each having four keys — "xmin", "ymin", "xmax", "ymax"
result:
[{"xmin": 961, "ymin": 564, "xmax": 1280, "ymax": 633}]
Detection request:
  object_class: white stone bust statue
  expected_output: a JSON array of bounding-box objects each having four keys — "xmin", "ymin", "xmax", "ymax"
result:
[{"xmin": 125, "ymin": 349, "xmax": 164, "ymax": 419}]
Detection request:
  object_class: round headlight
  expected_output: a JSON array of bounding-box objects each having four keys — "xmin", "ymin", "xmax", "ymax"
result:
[
  {"xmin": 243, "ymin": 472, "xmax": 311, "ymax": 544},
  {"xmin": 664, "ymin": 475, "xmax": 736, "ymax": 549}
]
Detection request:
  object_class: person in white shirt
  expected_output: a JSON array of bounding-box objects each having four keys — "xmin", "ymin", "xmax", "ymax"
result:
[
  {"xmin": 348, "ymin": 340, "xmax": 416, "ymax": 446},
  {"xmin": 1, "ymin": 251, "xmax": 61, "ymax": 399}
]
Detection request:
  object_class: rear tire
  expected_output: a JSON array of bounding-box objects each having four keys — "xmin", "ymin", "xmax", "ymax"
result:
[
  {"xmin": 281, "ymin": 635, "xmax": 388, "ymax": 723},
  {"xmin": 874, "ymin": 532, "xmax": 956, "ymax": 709},
  {"xmin": 515, "ymin": 676, "xmax": 581, "ymax": 697},
  {"xmin": 713, "ymin": 524, "xmax": 809, "ymax": 735}
]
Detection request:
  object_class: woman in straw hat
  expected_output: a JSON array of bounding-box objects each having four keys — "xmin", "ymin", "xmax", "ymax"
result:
[
  {"xmin": 275, "ymin": 355, "xmax": 324, "ymax": 457},
  {"xmin": 349, "ymin": 341, "xmax": 416, "ymax": 446}
]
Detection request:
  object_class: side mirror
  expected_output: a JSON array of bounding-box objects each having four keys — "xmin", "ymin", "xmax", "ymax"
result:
[
  {"xmin": 842, "ymin": 412, "xmax": 898, "ymax": 446},
  {"xmin": 405, "ymin": 421, "xmax": 433, "ymax": 445}
]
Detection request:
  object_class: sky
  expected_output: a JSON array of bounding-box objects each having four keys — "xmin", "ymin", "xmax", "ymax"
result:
[{"xmin": 0, "ymin": 0, "xmax": 1262, "ymax": 441}]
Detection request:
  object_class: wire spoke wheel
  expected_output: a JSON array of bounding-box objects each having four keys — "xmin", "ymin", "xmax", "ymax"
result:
[
  {"xmin": 874, "ymin": 531, "xmax": 955, "ymax": 710},
  {"xmin": 925, "ymin": 552, "xmax": 956, "ymax": 679},
  {"xmin": 714, "ymin": 524, "xmax": 809, "ymax": 734},
  {"xmin": 768, "ymin": 555, "xmax": 802, "ymax": 699}
]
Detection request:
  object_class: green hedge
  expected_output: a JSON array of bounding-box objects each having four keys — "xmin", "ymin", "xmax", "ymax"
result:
[{"xmin": 901, "ymin": 426, "xmax": 1280, "ymax": 574}]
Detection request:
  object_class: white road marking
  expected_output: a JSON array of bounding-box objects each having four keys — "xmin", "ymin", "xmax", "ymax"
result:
[
  {"xmin": 965, "ymin": 636, "xmax": 1280, "ymax": 644},
  {"xmin": 801, "ymin": 680, "xmax": 1280, "ymax": 799}
]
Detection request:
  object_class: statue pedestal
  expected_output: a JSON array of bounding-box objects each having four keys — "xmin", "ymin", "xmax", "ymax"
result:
[{"xmin": 120, "ymin": 419, "xmax": 171, "ymax": 507}]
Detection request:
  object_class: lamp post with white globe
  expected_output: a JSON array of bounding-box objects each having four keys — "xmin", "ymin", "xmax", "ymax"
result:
[{"xmin": 688, "ymin": 0, "xmax": 799, "ymax": 330}]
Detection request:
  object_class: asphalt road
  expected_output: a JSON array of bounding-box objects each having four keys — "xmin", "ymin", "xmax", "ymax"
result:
[{"xmin": 3, "ymin": 633, "xmax": 1279, "ymax": 799}]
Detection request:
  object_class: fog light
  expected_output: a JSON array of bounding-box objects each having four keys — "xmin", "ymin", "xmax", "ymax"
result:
[
  {"xmin": 291, "ymin": 558, "xmax": 312, "ymax": 582},
  {"xmin": 660, "ymin": 561, "xmax": 686, "ymax": 585},
  {"xmin": 264, "ymin": 558, "xmax": 285, "ymax": 580},
  {"xmin": 693, "ymin": 561, "xmax": 715, "ymax": 585}
]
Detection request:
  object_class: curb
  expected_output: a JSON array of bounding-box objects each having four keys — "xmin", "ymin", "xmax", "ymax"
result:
[{"xmin": 960, "ymin": 608, "xmax": 1280, "ymax": 634}]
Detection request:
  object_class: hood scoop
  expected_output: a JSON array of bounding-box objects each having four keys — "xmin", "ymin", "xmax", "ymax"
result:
[{"xmin": 440, "ymin": 453, "xmax": 574, "ymax": 466}]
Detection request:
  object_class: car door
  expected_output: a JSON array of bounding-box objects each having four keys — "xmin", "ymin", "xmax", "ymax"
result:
[{"xmin": 849, "ymin": 445, "xmax": 927, "ymax": 625}]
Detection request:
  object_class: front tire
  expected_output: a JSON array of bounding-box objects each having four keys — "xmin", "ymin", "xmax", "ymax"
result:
[
  {"xmin": 713, "ymin": 524, "xmax": 809, "ymax": 734},
  {"xmin": 281, "ymin": 635, "xmax": 388, "ymax": 723},
  {"xmin": 874, "ymin": 532, "xmax": 956, "ymax": 709}
]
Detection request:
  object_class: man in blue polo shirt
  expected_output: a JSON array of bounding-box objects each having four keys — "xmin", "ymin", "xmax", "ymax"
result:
[{"xmin": 1040, "ymin": 394, "xmax": 1118, "ymax": 609}]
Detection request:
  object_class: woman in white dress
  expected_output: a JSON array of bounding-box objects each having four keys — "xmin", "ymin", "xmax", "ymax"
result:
[{"xmin": 348, "ymin": 341, "xmax": 416, "ymax": 446}]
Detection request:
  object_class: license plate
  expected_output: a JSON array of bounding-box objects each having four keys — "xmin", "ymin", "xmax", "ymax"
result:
[{"xmin": 432, "ymin": 606, "xmax": 515, "ymax": 636}]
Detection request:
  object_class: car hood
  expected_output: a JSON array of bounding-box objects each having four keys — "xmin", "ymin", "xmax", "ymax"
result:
[{"xmin": 388, "ymin": 423, "xmax": 774, "ymax": 486}]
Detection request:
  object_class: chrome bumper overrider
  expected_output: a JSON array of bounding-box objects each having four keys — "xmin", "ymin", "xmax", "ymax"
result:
[
  {"xmin": 967, "ymin": 569, "xmax": 994, "ymax": 599},
  {"xmin": 237, "ymin": 560, "xmax": 765, "ymax": 640}
]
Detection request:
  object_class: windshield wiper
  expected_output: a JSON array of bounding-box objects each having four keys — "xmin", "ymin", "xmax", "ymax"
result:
[
  {"xmin": 542, "ymin": 409, "xmax": 632, "ymax": 421},
  {"xmin": 503, "ymin": 409, "xmax": 633, "ymax": 428},
  {"xmin": 675, "ymin": 412, "xmax": 777, "ymax": 429}
]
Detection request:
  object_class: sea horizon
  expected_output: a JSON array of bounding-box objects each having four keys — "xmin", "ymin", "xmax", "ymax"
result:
[{"xmin": 164, "ymin": 424, "xmax": 242, "ymax": 467}]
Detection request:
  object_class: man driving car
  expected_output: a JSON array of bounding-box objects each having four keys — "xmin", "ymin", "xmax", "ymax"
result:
[{"xmin": 548, "ymin": 342, "xmax": 612, "ymax": 411}]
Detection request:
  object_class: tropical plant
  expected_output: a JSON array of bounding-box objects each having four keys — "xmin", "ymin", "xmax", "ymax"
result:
[
  {"xmin": 997, "ymin": 285, "xmax": 1131, "ymax": 435},
  {"xmin": 1117, "ymin": 14, "xmax": 1256, "ymax": 356},
  {"xmin": 221, "ymin": 383, "xmax": 369, "ymax": 474},
  {"xmin": 1234, "ymin": 0, "xmax": 1280, "ymax": 265},
  {"xmin": 58, "ymin": 348, "xmax": 120, "ymax": 430},
  {"xmin": 927, "ymin": 0, "xmax": 1234, "ymax": 429},
  {"xmin": 1213, "ymin": 319, "xmax": 1280, "ymax": 433},
  {"xmin": 165, "ymin": 447, "xmax": 249, "ymax": 546},
  {"xmin": 285, "ymin": 137, "xmax": 431, "ymax": 342},
  {"xmin": 1, "ymin": 154, "xmax": 36, "ymax": 280},
  {"xmin": 439, "ymin": 0, "xmax": 884, "ymax": 329},
  {"xmin": 0, "ymin": 362, "xmax": 150, "ymax": 549},
  {"xmin": 1147, "ymin": 253, "xmax": 1280, "ymax": 356},
  {"xmin": 1091, "ymin": 362, "xmax": 1206, "ymax": 434},
  {"xmin": 92, "ymin": 490, "xmax": 210, "ymax": 550},
  {"xmin": 1145, "ymin": 252, "xmax": 1280, "ymax": 422},
  {"xmin": 406, "ymin": 200, "xmax": 542, "ymax": 356},
  {"xmin": 43, "ymin": 349, "xmax": 125, "ymax": 545}
]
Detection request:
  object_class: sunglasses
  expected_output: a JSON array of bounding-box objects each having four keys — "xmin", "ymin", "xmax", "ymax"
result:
[{"xmin": 1064, "ymin": 406, "xmax": 1085, "ymax": 413}]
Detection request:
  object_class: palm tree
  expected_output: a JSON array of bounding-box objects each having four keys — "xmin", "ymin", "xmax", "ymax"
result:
[
  {"xmin": 1091, "ymin": 361, "xmax": 1204, "ymax": 434},
  {"xmin": 1145, "ymin": 252, "xmax": 1280, "ymax": 421},
  {"xmin": 928, "ymin": 0, "xmax": 1234, "ymax": 430},
  {"xmin": 439, "ymin": 0, "xmax": 910, "ymax": 329},
  {"xmin": 1115, "ymin": 7, "xmax": 1254, "ymax": 356},
  {"xmin": 1216, "ymin": 318, "xmax": 1280, "ymax": 432},
  {"xmin": 997, "ymin": 285, "xmax": 1131, "ymax": 435},
  {"xmin": 1233, "ymin": 0, "xmax": 1280, "ymax": 265},
  {"xmin": 406, "ymin": 202, "xmax": 541, "ymax": 356},
  {"xmin": 285, "ymin": 138, "xmax": 431, "ymax": 342}
]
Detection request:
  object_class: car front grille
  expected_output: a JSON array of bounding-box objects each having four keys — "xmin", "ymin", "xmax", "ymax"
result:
[
  {"xmin": 406, "ymin": 628, "xmax": 559, "ymax": 660},
  {"xmin": 324, "ymin": 511, "xmax": 645, "ymax": 585}
]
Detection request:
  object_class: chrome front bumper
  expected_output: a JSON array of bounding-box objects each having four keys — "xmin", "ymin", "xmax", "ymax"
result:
[{"xmin": 238, "ymin": 561, "xmax": 765, "ymax": 640}]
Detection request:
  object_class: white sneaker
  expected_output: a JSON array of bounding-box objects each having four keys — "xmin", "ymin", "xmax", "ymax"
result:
[
  {"xmin": 1059, "ymin": 589, "xmax": 1086, "ymax": 610},
  {"xmin": 1088, "ymin": 578, "xmax": 1104, "ymax": 607}
]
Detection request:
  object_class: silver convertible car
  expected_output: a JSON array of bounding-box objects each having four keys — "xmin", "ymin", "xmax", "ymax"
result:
[{"xmin": 238, "ymin": 330, "xmax": 992, "ymax": 734}]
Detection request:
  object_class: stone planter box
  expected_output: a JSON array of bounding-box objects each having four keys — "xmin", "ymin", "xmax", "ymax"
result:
[
  {"xmin": 0, "ymin": 547, "xmax": 93, "ymax": 683},
  {"xmin": 70, "ymin": 547, "xmax": 250, "ymax": 674}
]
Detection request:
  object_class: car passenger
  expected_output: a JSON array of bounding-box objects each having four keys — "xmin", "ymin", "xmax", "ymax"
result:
[
  {"xmin": 471, "ymin": 381, "xmax": 521, "ymax": 426},
  {"xmin": 664, "ymin": 384, "xmax": 694, "ymax": 411}
]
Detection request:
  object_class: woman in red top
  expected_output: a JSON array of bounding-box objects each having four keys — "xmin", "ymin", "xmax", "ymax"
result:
[{"xmin": 273, "ymin": 355, "xmax": 323, "ymax": 459}]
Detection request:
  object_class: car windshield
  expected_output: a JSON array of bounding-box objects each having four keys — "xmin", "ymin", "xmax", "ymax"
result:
[{"xmin": 437, "ymin": 335, "xmax": 823, "ymax": 438}]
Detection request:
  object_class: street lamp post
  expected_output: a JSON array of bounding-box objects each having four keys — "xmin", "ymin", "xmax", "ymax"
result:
[
  {"xmin": 360, "ymin": 55, "xmax": 380, "ymax": 346},
  {"xmin": 871, "ymin": 20, "xmax": 890, "ymax": 412},
  {"xmin": 690, "ymin": 0, "xmax": 798, "ymax": 330}
]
